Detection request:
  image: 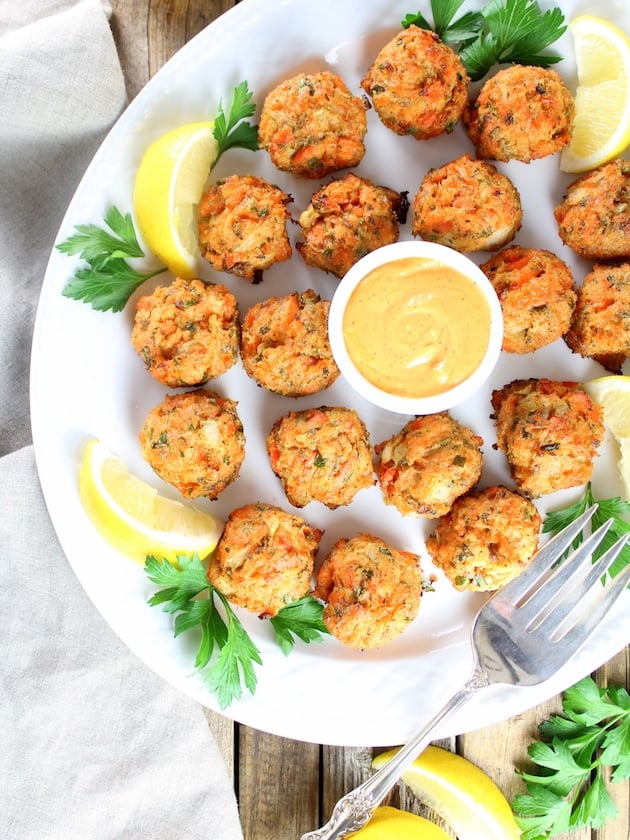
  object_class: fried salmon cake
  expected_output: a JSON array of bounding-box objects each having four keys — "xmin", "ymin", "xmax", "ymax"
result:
[
  {"xmin": 258, "ymin": 70, "xmax": 368, "ymax": 179},
  {"xmin": 313, "ymin": 533, "xmax": 422, "ymax": 649},
  {"xmin": 491, "ymin": 378, "xmax": 605, "ymax": 498},
  {"xmin": 131, "ymin": 277, "xmax": 240, "ymax": 387},
  {"xmin": 198, "ymin": 174, "xmax": 292, "ymax": 282},
  {"xmin": 267, "ymin": 406, "xmax": 374, "ymax": 509},
  {"xmin": 375, "ymin": 412, "xmax": 483, "ymax": 518},
  {"xmin": 208, "ymin": 502, "xmax": 322, "ymax": 618},
  {"xmin": 139, "ymin": 390, "xmax": 245, "ymax": 499},
  {"xmin": 426, "ymin": 485, "xmax": 541, "ymax": 591}
]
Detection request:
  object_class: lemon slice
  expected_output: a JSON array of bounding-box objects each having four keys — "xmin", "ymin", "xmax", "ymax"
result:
[
  {"xmin": 583, "ymin": 375, "xmax": 630, "ymax": 499},
  {"xmin": 79, "ymin": 439, "xmax": 224, "ymax": 564},
  {"xmin": 349, "ymin": 806, "xmax": 451, "ymax": 838},
  {"xmin": 372, "ymin": 746, "xmax": 520, "ymax": 840},
  {"xmin": 133, "ymin": 122, "xmax": 218, "ymax": 278},
  {"xmin": 560, "ymin": 15, "xmax": 630, "ymax": 173}
]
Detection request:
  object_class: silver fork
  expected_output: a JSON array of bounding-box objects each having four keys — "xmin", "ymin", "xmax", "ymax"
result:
[{"xmin": 300, "ymin": 505, "xmax": 630, "ymax": 840}]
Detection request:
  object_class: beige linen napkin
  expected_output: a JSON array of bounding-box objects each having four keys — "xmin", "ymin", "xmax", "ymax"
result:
[{"xmin": 0, "ymin": 2, "xmax": 244, "ymax": 838}]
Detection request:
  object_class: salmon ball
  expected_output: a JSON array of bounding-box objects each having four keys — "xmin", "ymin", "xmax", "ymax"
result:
[
  {"xmin": 479, "ymin": 246, "xmax": 576, "ymax": 354},
  {"xmin": 313, "ymin": 533, "xmax": 422, "ymax": 649},
  {"xmin": 208, "ymin": 503, "xmax": 322, "ymax": 618},
  {"xmin": 564, "ymin": 263, "xmax": 630, "ymax": 373},
  {"xmin": 266, "ymin": 406, "xmax": 375, "ymax": 509},
  {"xmin": 240, "ymin": 289, "xmax": 339, "ymax": 397},
  {"xmin": 412, "ymin": 154, "xmax": 522, "ymax": 252},
  {"xmin": 130, "ymin": 277, "xmax": 240, "ymax": 387},
  {"xmin": 554, "ymin": 160, "xmax": 630, "ymax": 261},
  {"xmin": 491, "ymin": 378, "xmax": 605, "ymax": 498},
  {"xmin": 258, "ymin": 70, "xmax": 368, "ymax": 179},
  {"xmin": 361, "ymin": 26, "xmax": 469, "ymax": 140},
  {"xmin": 139, "ymin": 390, "xmax": 245, "ymax": 499},
  {"xmin": 463, "ymin": 65, "xmax": 574, "ymax": 163},
  {"xmin": 297, "ymin": 174, "xmax": 406, "ymax": 278},
  {"xmin": 198, "ymin": 174, "xmax": 292, "ymax": 282},
  {"xmin": 426, "ymin": 485, "xmax": 542, "ymax": 591}
]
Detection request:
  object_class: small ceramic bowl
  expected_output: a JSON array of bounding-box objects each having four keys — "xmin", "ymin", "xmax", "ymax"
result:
[{"xmin": 328, "ymin": 240, "xmax": 503, "ymax": 415}]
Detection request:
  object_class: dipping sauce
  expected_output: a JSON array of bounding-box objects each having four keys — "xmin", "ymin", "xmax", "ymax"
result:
[{"xmin": 342, "ymin": 256, "xmax": 492, "ymax": 399}]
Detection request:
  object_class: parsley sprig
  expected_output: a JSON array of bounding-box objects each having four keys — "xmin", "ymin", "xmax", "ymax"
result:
[
  {"xmin": 57, "ymin": 206, "xmax": 166, "ymax": 312},
  {"xmin": 212, "ymin": 80, "xmax": 260, "ymax": 168},
  {"xmin": 544, "ymin": 483, "xmax": 630, "ymax": 580},
  {"xmin": 403, "ymin": 0, "xmax": 566, "ymax": 81},
  {"xmin": 512, "ymin": 676, "xmax": 630, "ymax": 838},
  {"xmin": 145, "ymin": 554, "xmax": 329, "ymax": 709}
]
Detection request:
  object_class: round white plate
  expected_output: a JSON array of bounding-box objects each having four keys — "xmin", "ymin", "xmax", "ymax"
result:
[{"xmin": 31, "ymin": 0, "xmax": 630, "ymax": 746}]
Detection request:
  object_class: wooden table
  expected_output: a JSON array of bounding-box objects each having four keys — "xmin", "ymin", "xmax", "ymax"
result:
[{"xmin": 109, "ymin": 3, "xmax": 630, "ymax": 838}]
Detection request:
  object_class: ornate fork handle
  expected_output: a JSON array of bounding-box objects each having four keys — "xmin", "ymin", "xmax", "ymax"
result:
[{"xmin": 300, "ymin": 669, "xmax": 489, "ymax": 840}]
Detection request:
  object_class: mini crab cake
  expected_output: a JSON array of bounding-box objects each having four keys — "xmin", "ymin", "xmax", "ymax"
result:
[
  {"xmin": 138, "ymin": 390, "xmax": 245, "ymax": 499},
  {"xmin": 131, "ymin": 277, "xmax": 240, "ymax": 387},
  {"xmin": 361, "ymin": 26, "xmax": 469, "ymax": 140},
  {"xmin": 375, "ymin": 412, "xmax": 483, "ymax": 518},
  {"xmin": 266, "ymin": 406, "xmax": 374, "ymax": 509},
  {"xmin": 258, "ymin": 70, "xmax": 368, "ymax": 179},
  {"xmin": 240, "ymin": 289, "xmax": 339, "ymax": 397},
  {"xmin": 564, "ymin": 263, "xmax": 630, "ymax": 373},
  {"xmin": 491, "ymin": 378, "xmax": 605, "ymax": 498},
  {"xmin": 425, "ymin": 485, "xmax": 541, "ymax": 592},
  {"xmin": 479, "ymin": 246, "xmax": 576, "ymax": 354},
  {"xmin": 297, "ymin": 174, "xmax": 407, "ymax": 278},
  {"xmin": 198, "ymin": 174, "xmax": 292, "ymax": 283},
  {"xmin": 208, "ymin": 503, "xmax": 322, "ymax": 618},
  {"xmin": 554, "ymin": 160, "xmax": 630, "ymax": 261},
  {"xmin": 313, "ymin": 533, "xmax": 422, "ymax": 649},
  {"xmin": 463, "ymin": 65, "xmax": 574, "ymax": 163},
  {"xmin": 412, "ymin": 155, "xmax": 522, "ymax": 252}
]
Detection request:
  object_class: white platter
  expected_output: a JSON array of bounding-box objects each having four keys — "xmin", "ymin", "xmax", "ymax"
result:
[{"xmin": 31, "ymin": 0, "xmax": 630, "ymax": 746}]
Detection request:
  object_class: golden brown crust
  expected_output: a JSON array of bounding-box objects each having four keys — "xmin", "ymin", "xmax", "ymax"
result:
[
  {"xmin": 564, "ymin": 263, "xmax": 630, "ymax": 372},
  {"xmin": 313, "ymin": 533, "xmax": 422, "ymax": 649},
  {"xmin": 463, "ymin": 65, "xmax": 574, "ymax": 163},
  {"xmin": 266, "ymin": 406, "xmax": 375, "ymax": 509},
  {"xmin": 297, "ymin": 174, "xmax": 404, "ymax": 278},
  {"xmin": 554, "ymin": 160, "xmax": 630, "ymax": 261},
  {"xmin": 258, "ymin": 71, "xmax": 367, "ymax": 179},
  {"xmin": 361, "ymin": 26, "xmax": 469, "ymax": 140},
  {"xmin": 131, "ymin": 277, "xmax": 240, "ymax": 387},
  {"xmin": 412, "ymin": 154, "xmax": 522, "ymax": 252},
  {"xmin": 491, "ymin": 378, "xmax": 605, "ymax": 498},
  {"xmin": 425, "ymin": 485, "xmax": 542, "ymax": 592},
  {"xmin": 240, "ymin": 289, "xmax": 339, "ymax": 397},
  {"xmin": 375, "ymin": 412, "xmax": 483, "ymax": 518},
  {"xmin": 208, "ymin": 503, "xmax": 322, "ymax": 618},
  {"xmin": 479, "ymin": 246, "xmax": 576, "ymax": 354},
  {"xmin": 198, "ymin": 174, "xmax": 292, "ymax": 282},
  {"xmin": 138, "ymin": 390, "xmax": 245, "ymax": 499}
]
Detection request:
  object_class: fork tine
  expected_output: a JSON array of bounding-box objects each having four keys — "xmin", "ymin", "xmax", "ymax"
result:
[{"xmin": 530, "ymin": 531, "xmax": 629, "ymax": 634}]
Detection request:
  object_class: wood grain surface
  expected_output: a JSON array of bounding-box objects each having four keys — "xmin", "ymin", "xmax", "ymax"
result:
[{"xmin": 107, "ymin": 2, "xmax": 630, "ymax": 838}]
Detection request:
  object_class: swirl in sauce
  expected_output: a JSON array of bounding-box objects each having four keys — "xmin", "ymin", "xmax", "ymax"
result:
[{"xmin": 342, "ymin": 257, "xmax": 491, "ymax": 399}]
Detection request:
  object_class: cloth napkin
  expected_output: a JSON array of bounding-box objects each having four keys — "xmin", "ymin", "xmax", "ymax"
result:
[{"xmin": 0, "ymin": 2, "xmax": 244, "ymax": 838}]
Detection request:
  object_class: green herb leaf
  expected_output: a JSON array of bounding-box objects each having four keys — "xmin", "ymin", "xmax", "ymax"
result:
[
  {"xmin": 57, "ymin": 205, "xmax": 166, "ymax": 312},
  {"xmin": 212, "ymin": 80, "xmax": 260, "ymax": 169},
  {"xmin": 269, "ymin": 595, "xmax": 330, "ymax": 655},
  {"xmin": 403, "ymin": 1, "xmax": 484, "ymax": 47}
]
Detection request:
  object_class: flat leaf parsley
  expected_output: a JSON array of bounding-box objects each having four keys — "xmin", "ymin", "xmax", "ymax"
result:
[
  {"xmin": 403, "ymin": 0, "xmax": 567, "ymax": 81},
  {"xmin": 145, "ymin": 554, "xmax": 329, "ymax": 709},
  {"xmin": 512, "ymin": 676, "xmax": 630, "ymax": 839},
  {"xmin": 212, "ymin": 80, "xmax": 260, "ymax": 168}
]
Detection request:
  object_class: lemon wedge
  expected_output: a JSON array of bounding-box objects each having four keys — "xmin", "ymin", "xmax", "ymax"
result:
[
  {"xmin": 561, "ymin": 15, "xmax": 630, "ymax": 173},
  {"xmin": 348, "ymin": 806, "xmax": 451, "ymax": 838},
  {"xmin": 372, "ymin": 746, "xmax": 520, "ymax": 840},
  {"xmin": 133, "ymin": 121, "xmax": 218, "ymax": 278},
  {"xmin": 79, "ymin": 438, "xmax": 224, "ymax": 564},
  {"xmin": 583, "ymin": 375, "xmax": 630, "ymax": 499}
]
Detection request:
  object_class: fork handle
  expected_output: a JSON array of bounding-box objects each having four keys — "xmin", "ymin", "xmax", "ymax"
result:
[{"xmin": 299, "ymin": 669, "xmax": 489, "ymax": 840}]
